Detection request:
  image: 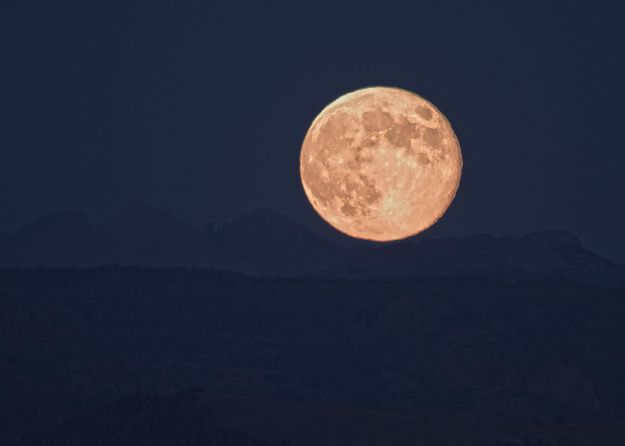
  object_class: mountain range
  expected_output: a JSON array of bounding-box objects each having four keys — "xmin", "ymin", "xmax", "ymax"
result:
[{"xmin": 1, "ymin": 202, "xmax": 623, "ymax": 284}]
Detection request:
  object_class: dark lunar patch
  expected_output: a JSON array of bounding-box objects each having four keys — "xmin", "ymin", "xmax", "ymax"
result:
[
  {"xmin": 351, "ymin": 146, "xmax": 373, "ymax": 166},
  {"xmin": 361, "ymin": 136, "xmax": 379, "ymax": 148},
  {"xmin": 423, "ymin": 127, "xmax": 443, "ymax": 147},
  {"xmin": 416, "ymin": 105, "xmax": 433, "ymax": 120},
  {"xmin": 386, "ymin": 119, "xmax": 416, "ymax": 147},
  {"xmin": 362, "ymin": 109, "xmax": 394, "ymax": 132},
  {"xmin": 417, "ymin": 152, "xmax": 431, "ymax": 165},
  {"xmin": 341, "ymin": 202, "xmax": 357, "ymax": 216},
  {"xmin": 316, "ymin": 113, "xmax": 352, "ymax": 148},
  {"xmin": 357, "ymin": 174, "xmax": 382, "ymax": 205}
]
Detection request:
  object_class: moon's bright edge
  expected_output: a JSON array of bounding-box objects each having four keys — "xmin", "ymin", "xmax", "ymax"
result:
[{"xmin": 299, "ymin": 86, "xmax": 462, "ymax": 242}]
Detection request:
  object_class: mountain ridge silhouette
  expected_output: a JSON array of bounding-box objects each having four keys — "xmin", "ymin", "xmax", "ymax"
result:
[{"xmin": 0, "ymin": 202, "xmax": 622, "ymax": 284}]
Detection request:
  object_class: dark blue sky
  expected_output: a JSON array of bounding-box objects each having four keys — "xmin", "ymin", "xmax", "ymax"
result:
[{"xmin": 2, "ymin": 1, "xmax": 624, "ymax": 261}]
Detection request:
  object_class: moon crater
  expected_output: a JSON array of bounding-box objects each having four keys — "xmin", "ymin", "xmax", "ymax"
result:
[{"xmin": 300, "ymin": 86, "xmax": 462, "ymax": 241}]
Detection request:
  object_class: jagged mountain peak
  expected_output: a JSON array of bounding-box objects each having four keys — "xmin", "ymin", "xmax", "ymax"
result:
[
  {"xmin": 518, "ymin": 230, "xmax": 582, "ymax": 247},
  {"xmin": 109, "ymin": 201, "xmax": 184, "ymax": 223},
  {"xmin": 330, "ymin": 229, "xmax": 622, "ymax": 284},
  {"xmin": 222, "ymin": 207, "xmax": 305, "ymax": 230},
  {"xmin": 0, "ymin": 205, "xmax": 620, "ymax": 283},
  {"xmin": 14, "ymin": 210, "xmax": 92, "ymax": 238},
  {"xmin": 8, "ymin": 210, "xmax": 93, "ymax": 265},
  {"xmin": 85, "ymin": 202, "xmax": 248, "ymax": 271},
  {"xmin": 213, "ymin": 207, "xmax": 345, "ymax": 275}
]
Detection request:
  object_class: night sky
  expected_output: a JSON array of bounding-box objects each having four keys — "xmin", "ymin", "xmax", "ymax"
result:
[{"xmin": 2, "ymin": 1, "xmax": 624, "ymax": 261}]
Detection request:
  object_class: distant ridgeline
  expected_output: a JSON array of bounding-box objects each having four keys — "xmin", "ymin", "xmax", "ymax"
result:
[{"xmin": 0, "ymin": 202, "xmax": 623, "ymax": 286}]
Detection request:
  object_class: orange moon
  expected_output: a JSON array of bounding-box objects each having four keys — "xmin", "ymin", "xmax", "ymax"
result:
[{"xmin": 300, "ymin": 86, "xmax": 462, "ymax": 242}]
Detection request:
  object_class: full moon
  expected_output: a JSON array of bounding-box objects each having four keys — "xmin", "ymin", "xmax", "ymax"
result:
[{"xmin": 300, "ymin": 86, "xmax": 462, "ymax": 242}]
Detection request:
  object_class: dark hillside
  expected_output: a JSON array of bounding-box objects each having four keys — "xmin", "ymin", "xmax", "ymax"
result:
[{"xmin": 1, "ymin": 267, "xmax": 624, "ymax": 443}]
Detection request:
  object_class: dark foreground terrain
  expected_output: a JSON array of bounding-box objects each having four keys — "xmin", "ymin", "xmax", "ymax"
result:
[
  {"xmin": 1, "ymin": 267, "xmax": 625, "ymax": 444},
  {"xmin": 16, "ymin": 392, "xmax": 625, "ymax": 446}
]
